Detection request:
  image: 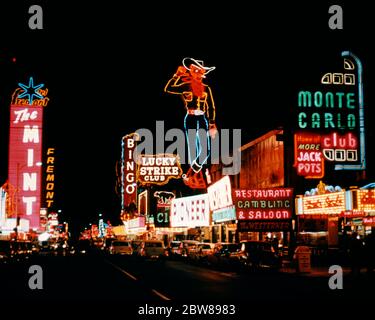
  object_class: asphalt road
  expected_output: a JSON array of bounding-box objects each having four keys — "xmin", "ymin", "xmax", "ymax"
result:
[{"xmin": 1, "ymin": 253, "xmax": 374, "ymax": 318}]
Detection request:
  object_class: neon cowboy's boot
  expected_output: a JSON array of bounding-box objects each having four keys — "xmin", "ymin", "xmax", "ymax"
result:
[{"xmin": 191, "ymin": 160, "xmax": 203, "ymax": 173}]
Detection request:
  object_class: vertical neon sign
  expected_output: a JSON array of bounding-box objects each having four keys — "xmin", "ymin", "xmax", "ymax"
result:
[
  {"xmin": 121, "ymin": 133, "xmax": 138, "ymax": 213},
  {"xmin": 335, "ymin": 51, "xmax": 366, "ymax": 170},
  {"xmin": 8, "ymin": 77, "xmax": 49, "ymax": 230}
]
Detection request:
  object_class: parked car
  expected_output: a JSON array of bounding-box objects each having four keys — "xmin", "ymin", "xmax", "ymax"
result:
[
  {"xmin": 38, "ymin": 240, "xmax": 53, "ymax": 256},
  {"xmin": 138, "ymin": 240, "xmax": 166, "ymax": 259},
  {"xmin": 0, "ymin": 240, "xmax": 12, "ymax": 263},
  {"xmin": 76, "ymin": 239, "xmax": 92, "ymax": 255},
  {"xmin": 179, "ymin": 240, "xmax": 200, "ymax": 258},
  {"xmin": 188, "ymin": 243, "xmax": 215, "ymax": 263},
  {"xmin": 239, "ymin": 240, "xmax": 282, "ymax": 271},
  {"xmin": 0, "ymin": 240, "xmax": 34, "ymax": 262},
  {"xmin": 206, "ymin": 243, "xmax": 241, "ymax": 268},
  {"xmin": 131, "ymin": 240, "xmax": 143, "ymax": 256},
  {"xmin": 104, "ymin": 238, "xmax": 116, "ymax": 254},
  {"xmin": 110, "ymin": 240, "xmax": 133, "ymax": 255},
  {"xmin": 55, "ymin": 240, "xmax": 69, "ymax": 256},
  {"xmin": 167, "ymin": 240, "xmax": 182, "ymax": 258}
]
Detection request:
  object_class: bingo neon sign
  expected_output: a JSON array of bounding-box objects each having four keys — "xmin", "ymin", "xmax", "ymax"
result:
[{"xmin": 121, "ymin": 133, "xmax": 138, "ymax": 211}]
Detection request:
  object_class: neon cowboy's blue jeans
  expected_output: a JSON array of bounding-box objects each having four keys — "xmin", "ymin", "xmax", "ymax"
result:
[{"xmin": 184, "ymin": 113, "xmax": 210, "ymax": 171}]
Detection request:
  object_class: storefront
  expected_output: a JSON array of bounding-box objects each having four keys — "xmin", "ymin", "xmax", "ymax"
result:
[
  {"xmin": 296, "ymin": 186, "xmax": 375, "ymax": 249},
  {"xmin": 208, "ymin": 176, "xmax": 237, "ymax": 243},
  {"xmin": 340, "ymin": 189, "xmax": 375, "ymax": 238},
  {"xmin": 296, "ymin": 187, "xmax": 346, "ymax": 248},
  {"xmin": 233, "ymin": 188, "xmax": 294, "ymax": 248},
  {"xmin": 124, "ymin": 217, "xmax": 147, "ymax": 240},
  {"xmin": 170, "ymin": 193, "xmax": 210, "ymax": 242},
  {"xmin": 211, "ymin": 206, "xmax": 237, "ymax": 243}
]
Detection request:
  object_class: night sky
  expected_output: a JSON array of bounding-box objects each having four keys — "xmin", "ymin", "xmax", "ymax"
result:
[{"xmin": 1, "ymin": 1, "xmax": 374, "ymax": 236}]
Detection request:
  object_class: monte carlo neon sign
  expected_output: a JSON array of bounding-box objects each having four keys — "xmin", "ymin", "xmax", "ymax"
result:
[
  {"xmin": 8, "ymin": 77, "xmax": 49, "ymax": 230},
  {"xmin": 295, "ymin": 51, "xmax": 366, "ymax": 175}
]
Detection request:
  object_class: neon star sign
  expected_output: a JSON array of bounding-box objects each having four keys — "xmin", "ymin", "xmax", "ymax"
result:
[{"xmin": 18, "ymin": 77, "xmax": 45, "ymax": 105}]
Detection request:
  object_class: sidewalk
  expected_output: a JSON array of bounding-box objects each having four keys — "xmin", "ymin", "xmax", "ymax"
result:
[{"xmin": 280, "ymin": 260, "xmax": 352, "ymax": 277}]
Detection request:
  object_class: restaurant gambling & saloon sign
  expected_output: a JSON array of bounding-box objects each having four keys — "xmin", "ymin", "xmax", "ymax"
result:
[{"xmin": 234, "ymin": 188, "xmax": 293, "ymax": 220}]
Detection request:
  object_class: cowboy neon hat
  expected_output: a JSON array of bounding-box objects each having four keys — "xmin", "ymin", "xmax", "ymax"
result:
[{"xmin": 182, "ymin": 57, "xmax": 216, "ymax": 74}]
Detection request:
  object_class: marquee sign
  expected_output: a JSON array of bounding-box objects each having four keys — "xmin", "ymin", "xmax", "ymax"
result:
[
  {"xmin": 302, "ymin": 191, "xmax": 346, "ymax": 215},
  {"xmin": 295, "ymin": 51, "xmax": 366, "ymax": 176},
  {"xmin": 207, "ymin": 175, "xmax": 233, "ymax": 212},
  {"xmin": 127, "ymin": 216, "xmax": 146, "ymax": 229},
  {"xmin": 237, "ymin": 220, "xmax": 292, "ymax": 232},
  {"xmin": 353, "ymin": 189, "xmax": 375, "ymax": 211},
  {"xmin": 233, "ymin": 188, "xmax": 293, "ymax": 220},
  {"xmin": 170, "ymin": 194, "xmax": 210, "ymax": 228},
  {"xmin": 212, "ymin": 206, "xmax": 236, "ymax": 223},
  {"xmin": 8, "ymin": 77, "xmax": 48, "ymax": 230},
  {"xmin": 363, "ymin": 217, "xmax": 375, "ymax": 226},
  {"xmin": 137, "ymin": 154, "xmax": 182, "ymax": 185}
]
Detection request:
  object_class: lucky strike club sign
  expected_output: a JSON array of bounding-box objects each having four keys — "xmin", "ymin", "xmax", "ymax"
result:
[
  {"xmin": 137, "ymin": 154, "xmax": 182, "ymax": 185},
  {"xmin": 8, "ymin": 79, "xmax": 49, "ymax": 230},
  {"xmin": 233, "ymin": 188, "xmax": 293, "ymax": 220},
  {"xmin": 295, "ymin": 52, "xmax": 365, "ymax": 178}
]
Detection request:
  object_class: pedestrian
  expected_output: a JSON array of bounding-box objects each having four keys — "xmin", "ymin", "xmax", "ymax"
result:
[
  {"xmin": 272, "ymin": 236, "xmax": 280, "ymax": 254},
  {"xmin": 348, "ymin": 232, "xmax": 363, "ymax": 277},
  {"xmin": 364, "ymin": 228, "xmax": 375, "ymax": 274}
]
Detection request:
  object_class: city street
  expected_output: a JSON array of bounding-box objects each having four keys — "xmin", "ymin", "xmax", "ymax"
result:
[
  {"xmin": 1, "ymin": 4, "xmax": 375, "ymax": 319},
  {"xmin": 2, "ymin": 253, "xmax": 374, "ymax": 306}
]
